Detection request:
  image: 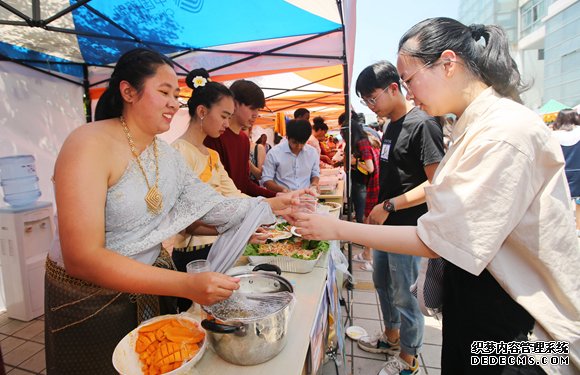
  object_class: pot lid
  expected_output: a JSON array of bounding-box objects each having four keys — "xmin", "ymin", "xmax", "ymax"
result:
[
  {"xmin": 202, "ymin": 272, "xmax": 295, "ymax": 321},
  {"xmin": 204, "ymin": 291, "xmax": 294, "ymax": 322}
]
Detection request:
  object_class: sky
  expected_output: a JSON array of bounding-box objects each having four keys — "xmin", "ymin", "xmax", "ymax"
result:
[{"xmin": 351, "ymin": 0, "xmax": 460, "ymax": 119}]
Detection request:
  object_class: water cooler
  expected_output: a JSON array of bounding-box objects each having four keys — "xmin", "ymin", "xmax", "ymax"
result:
[{"xmin": 0, "ymin": 201, "xmax": 54, "ymax": 321}]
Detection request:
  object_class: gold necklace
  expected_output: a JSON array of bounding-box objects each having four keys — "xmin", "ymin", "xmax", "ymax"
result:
[{"xmin": 120, "ymin": 116, "xmax": 163, "ymax": 214}]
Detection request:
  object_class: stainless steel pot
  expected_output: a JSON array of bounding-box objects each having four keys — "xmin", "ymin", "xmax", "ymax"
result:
[{"xmin": 201, "ymin": 264, "xmax": 295, "ymax": 366}]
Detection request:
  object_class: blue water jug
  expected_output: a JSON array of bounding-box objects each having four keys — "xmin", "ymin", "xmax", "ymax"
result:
[{"xmin": 0, "ymin": 155, "xmax": 42, "ymax": 207}]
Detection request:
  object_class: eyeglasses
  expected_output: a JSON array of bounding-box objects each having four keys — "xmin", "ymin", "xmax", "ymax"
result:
[
  {"xmin": 400, "ymin": 60, "xmax": 436, "ymax": 92},
  {"xmin": 360, "ymin": 86, "xmax": 389, "ymax": 107}
]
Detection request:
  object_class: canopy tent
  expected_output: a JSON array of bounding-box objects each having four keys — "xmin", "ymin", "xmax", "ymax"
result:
[
  {"xmin": 0, "ymin": 0, "xmax": 356, "ymax": 204},
  {"xmin": 538, "ymin": 99, "xmax": 569, "ymax": 123},
  {"xmin": 1, "ymin": 0, "xmax": 355, "ymax": 116}
]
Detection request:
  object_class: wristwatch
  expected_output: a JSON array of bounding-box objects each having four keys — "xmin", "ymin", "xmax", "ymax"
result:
[{"xmin": 383, "ymin": 199, "xmax": 396, "ymax": 213}]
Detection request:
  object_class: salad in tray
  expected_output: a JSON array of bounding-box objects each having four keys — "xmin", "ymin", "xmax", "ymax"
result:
[{"xmin": 244, "ymin": 230, "xmax": 329, "ymax": 261}]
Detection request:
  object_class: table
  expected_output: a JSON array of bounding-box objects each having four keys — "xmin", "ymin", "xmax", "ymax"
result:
[
  {"xmin": 318, "ymin": 179, "xmax": 344, "ymax": 206},
  {"xmin": 192, "ymin": 251, "xmax": 338, "ymax": 374}
]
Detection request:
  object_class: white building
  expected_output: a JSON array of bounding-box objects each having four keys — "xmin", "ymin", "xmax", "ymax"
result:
[{"xmin": 460, "ymin": 0, "xmax": 580, "ymax": 109}]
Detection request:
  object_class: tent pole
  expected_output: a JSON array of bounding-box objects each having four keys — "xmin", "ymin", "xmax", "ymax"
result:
[
  {"xmin": 83, "ymin": 65, "xmax": 92, "ymax": 123},
  {"xmin": 337, "ymin": 0, "xmax": 354, "ymax": 288}
]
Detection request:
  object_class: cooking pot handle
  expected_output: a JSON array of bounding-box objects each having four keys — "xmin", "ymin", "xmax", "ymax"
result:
[
  {"xmin": 201, "ymin": 319, "xmax": 240, "ymax": 334},
  {"xmin": 252, "ymin": 263, "xmax": 282, "ymax": 275}
]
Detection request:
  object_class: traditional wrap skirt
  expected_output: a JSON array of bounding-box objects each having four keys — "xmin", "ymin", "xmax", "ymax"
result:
[{"xmin": 44, "ymin": 248, "xmax": 177, "ymax": 375}]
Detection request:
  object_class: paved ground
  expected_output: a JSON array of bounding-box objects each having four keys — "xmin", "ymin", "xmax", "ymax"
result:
[{"xmin": 322, "ymin": 244, "xmax": 442, "ymax": 375}]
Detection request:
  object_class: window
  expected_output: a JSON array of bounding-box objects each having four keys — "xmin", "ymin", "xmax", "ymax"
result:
[{"xmin": 520, "ymin": 0, "xmax": 551, "ymax": 38}]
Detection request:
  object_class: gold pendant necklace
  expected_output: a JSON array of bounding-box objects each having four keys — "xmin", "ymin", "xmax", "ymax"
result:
[{"xmin": 120, "ymin": 116, "xmax": 163, "ymax": 214}]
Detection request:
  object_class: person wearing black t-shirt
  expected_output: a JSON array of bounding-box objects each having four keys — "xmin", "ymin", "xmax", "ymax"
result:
[{"xmin": 354, "ymin": 60, "xmax": 445, "ymax": 375}]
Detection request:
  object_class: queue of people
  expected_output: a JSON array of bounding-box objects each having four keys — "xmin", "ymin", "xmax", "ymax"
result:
[{"xmin": 40, "ymin": 15, "xmax": 579, "ymax": 375}]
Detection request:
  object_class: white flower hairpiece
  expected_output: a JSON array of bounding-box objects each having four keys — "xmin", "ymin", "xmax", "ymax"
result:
[{"xmin": 192, "ymin": 76, "xmax": 207, "ymax": 88}]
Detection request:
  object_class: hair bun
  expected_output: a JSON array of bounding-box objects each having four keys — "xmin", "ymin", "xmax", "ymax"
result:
[
  {"xmin": 313, "ymin": 116, "xmax": 326, "ymax": 126},
  {"xmin": 186, "ymin": 68, "xmax": 211, "ymax": 89},
  {"xmin": 469, "ymin": 24, "xmax": 486, "ymax": 41}
]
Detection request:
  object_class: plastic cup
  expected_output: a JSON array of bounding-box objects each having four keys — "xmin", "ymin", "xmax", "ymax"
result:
[
  {"xmin": 186, "ymin": 259, "xmax": 211, "ymax": 313},
  {"xmin": 186, "ymin": 259, "xmax": 211, "ymax": 274},
  {"xmin": 293, "ymin": 194, "xmax": 318, "ymax": 213}
]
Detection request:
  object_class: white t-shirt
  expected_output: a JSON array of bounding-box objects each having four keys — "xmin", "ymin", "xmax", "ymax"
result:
[{"xmin": 417, "ymin": 88, "xmax": 580, "ymax": 374}]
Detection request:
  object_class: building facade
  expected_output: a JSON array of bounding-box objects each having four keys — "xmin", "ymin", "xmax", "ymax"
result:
[{"xmin": 460, "ymin": 0, "xmax": 580, "ymax": 110}]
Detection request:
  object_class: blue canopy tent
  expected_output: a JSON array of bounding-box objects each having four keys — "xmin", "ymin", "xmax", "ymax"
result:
[
  {"xmin": 0, "ymin": 0, "xmax": 356, "ymax": 204},
  {"xmin": 0, "ymin": 0, "xmax": 355, "ymax": 119}
]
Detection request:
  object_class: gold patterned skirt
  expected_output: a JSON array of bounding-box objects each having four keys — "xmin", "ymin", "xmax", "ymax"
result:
[{"xmin": 44, "ymin": 248, "xmax": 177, "ymax": 375}]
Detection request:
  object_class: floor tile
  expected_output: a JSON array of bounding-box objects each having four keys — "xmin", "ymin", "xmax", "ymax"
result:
[
  {"xmin": 18, "ymin": 349, "xmax": 45, "ymax": 373},
  {"xmin": 351, "ymin": 345, "xmax": 390, "ymax": 362},
  {"xmin": 29, "ymin": 332, "xmax": 44, "ymax": 345},
  {"xmin": 349, "ymin": 355, "xmax": 387, "ymax": 375},
  {"xmin": 0, "ymin": 336, "xmax": 26, "ymax": 354},
  {"xmin": 11, "ymin": 321, "xmax": 44, "ymax": 341},
  {"xmin": 6, "ymin": 368, "xmax": 37, "ymax": 374},
  {"xmin": 352, "ymin": 270, "xmax": 373, "ymax": 283},
  {"xmin": 350, "ymin": 318, "xmax": 383, "ymax": 338},
  {"xmin": 422, "ymin": 324, "xmax": 442, "ymax": 346},
  {"xmin": 419, "ymin": 343, "xmax": 442, "ymax": 369},
  {"xmin": 424, "ymin": 367, "xmax": 441, "ymax": 375},
  {"xmin": 352, "ymin": 303, "xmax": 381, "ymax": 320},
  {"xmin": 0, "ymin": 321, "xmax": 33, "ymax": 336},
  {"xmin": 424, "ymin": 315, "xmax": 442, "ymax": 327},
  {"xmin": 0, "ymin": 314, "xmax": 10, "ymax": 327},
  {"xmin": 351, "ymin": 290, "xmax": 377, "ymax": 305},
  {"xmin": 3, "ymin": 341, "xmax": 43, "ymax": 367},
  {"xmin": 0, "ymin": 333, "xmax": 7, "ymax": 341}
]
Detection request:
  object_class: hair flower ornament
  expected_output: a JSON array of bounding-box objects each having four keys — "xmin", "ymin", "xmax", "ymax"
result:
[{"xmin": 192, "ymin": 76, "xmax": 207, "ymax": 88}]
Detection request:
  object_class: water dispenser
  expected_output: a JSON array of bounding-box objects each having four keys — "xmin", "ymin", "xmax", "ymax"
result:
[{"xmin": 0, "ymin": 201, "xmax": 54, "ymax": 321}]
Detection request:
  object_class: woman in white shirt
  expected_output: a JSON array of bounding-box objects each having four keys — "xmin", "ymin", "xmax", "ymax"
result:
[{"xmin": 293, "ymin": 18, "xmax": 579, "ymax": 375}]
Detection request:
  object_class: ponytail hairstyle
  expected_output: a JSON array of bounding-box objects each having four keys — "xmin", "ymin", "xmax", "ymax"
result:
[
  {"xmin": 94, "ymin": 48, "xmax": 174, "ymax": 121},
  {"xmin": 185, "ymin": 68, "xmax": 233, "ymax": 119},
  {"xmin": 398, "ymin": 17, "xmax": 526, "ymax": 103}
]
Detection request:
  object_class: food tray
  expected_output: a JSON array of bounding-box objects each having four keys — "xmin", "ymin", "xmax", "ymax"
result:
[{"xmin": 248, "ymin": 251, "xmax": 323, "ymax": 274}]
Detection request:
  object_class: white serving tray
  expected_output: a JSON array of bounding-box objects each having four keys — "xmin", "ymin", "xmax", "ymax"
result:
[{"xmin": 248, "ymin": 251, "xmax": 323, "ymax": 274}]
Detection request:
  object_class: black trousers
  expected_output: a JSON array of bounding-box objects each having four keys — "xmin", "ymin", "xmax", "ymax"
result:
[
  {"xmin": 171, "ymin": 244, "xmax": 212, "ymax": 312},
  {"xmin": 441, "ymin": 262, "xmax": 546, "ymax": 375}
]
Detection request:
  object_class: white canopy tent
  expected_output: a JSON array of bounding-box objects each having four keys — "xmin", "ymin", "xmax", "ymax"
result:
[{"xmin": 0, "ymin": 0, "xmax": 356, "ymax": 206}]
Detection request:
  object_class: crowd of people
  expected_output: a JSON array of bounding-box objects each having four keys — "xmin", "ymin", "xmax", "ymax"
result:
[
  {"xmin": 292, "ymin": 16, "xmax": 579, "ymax": 375},
  {"xmin": 40, "ymin": 15, "xmax": 579, "ymax": 375}
]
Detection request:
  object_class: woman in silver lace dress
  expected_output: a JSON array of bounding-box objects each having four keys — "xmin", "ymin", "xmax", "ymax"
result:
[{"xmin": 44, "ymin": 48, "xmax": 297, "ymax": 374}]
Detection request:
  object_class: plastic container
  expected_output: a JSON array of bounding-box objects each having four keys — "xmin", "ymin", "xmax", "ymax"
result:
[
  {"xmin": 1, "ymin": 176, "xmax": 39, "ymax": 194},
  {"xmin": 1, "ymin": 188, "xmax": 42, "ymax": 207},
  {"xmin": 0, "ymin": 155, "xmax": 41, "ymax": 207},
  {"xmin": 0, "ymin": 155, "xmax": 37, "ymax": 180}
]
